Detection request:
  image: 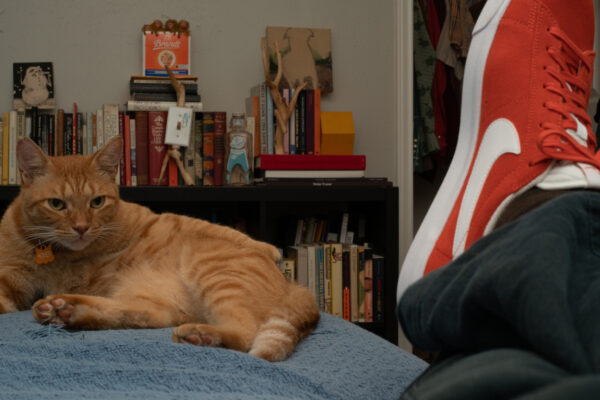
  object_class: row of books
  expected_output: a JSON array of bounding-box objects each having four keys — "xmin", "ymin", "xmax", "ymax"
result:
[
  {"xmin": 282, "ymin": 242, "xmax": 384, "ymax": 323},
  {"xmin": 246, "ymin": 83, "xmax": 321, "ymax": 156},
  {"xmin": 0, "ymin": 105, "xmax": 237, "ymax": 186}
]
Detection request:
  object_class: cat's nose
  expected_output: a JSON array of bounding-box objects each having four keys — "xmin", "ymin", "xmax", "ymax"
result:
[{"xmin": 73, "ymin": 224, "xmax": 89, "ymax": 235}]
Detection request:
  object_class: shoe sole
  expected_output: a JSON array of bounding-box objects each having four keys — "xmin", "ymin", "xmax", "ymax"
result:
[{"xmin": 397, "ymin": 0, "xmax": 513, "ymax": 301}]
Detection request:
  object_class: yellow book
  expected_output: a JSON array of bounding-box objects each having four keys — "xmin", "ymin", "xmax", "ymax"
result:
[{"xmin": 2, "ymin": 112, "xmax": 8, "ymax": 185}]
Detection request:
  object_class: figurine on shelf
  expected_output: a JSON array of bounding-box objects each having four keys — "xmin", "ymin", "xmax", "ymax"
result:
[{"xmin": 225, "ymin": 113, "xmax": 253, "ymax": 185}]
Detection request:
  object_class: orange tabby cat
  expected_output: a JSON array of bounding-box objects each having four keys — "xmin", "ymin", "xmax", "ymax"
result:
[{"xmin": 0, "ymin": 136, "xmax": 319, "ymax": 361}]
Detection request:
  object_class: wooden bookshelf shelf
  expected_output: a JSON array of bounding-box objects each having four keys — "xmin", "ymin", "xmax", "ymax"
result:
[{"xmin": 0, "ymin": 184, "xmax": 399, "ymax": 344}]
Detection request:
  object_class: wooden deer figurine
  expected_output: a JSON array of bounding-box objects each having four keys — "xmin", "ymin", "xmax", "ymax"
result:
[
  {"xmin": 158, "ymin": 65, "xmax": 195, "ymax": 185},
  {"xmin": 261, "ymin": 37, "xmax": 307, "ymax": 154}
]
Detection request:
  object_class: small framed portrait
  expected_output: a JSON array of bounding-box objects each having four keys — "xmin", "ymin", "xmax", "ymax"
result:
[{"xmin": 13, "ymin": 62, "xmax": 56, "ymax": 109}]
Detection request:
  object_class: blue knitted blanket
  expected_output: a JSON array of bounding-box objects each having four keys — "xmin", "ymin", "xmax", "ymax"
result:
[{"xmin": 0, "ymin": 311, "xmax": 426, "ymax": 399}]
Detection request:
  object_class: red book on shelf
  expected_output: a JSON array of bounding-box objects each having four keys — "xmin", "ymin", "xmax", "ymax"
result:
[
  {"xmin": 134, "ymin": 111, "xmax": 149, "ymax": 185},
  {"xmin": 255, "ymin": 154, "xmax": 366, "ymax": 170},
  {"xmin": 213, "ymin": 111, "xmax": 226, "ymax": 186},
  {"xmin": 147, "ymin": 111, "xmax": 168, "ymax": 186}
]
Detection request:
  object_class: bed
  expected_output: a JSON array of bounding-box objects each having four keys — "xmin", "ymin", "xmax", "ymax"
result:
[{"xmin": 0, "ymin": 310, "xmax": 427, "ymax": 399}]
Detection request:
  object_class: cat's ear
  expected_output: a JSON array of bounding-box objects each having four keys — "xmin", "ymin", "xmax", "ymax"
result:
[
  {"xmin": 92, "ymin": 136, "xmax": 123, "ymax": 179},
  {"xmin": 17, "ymin": 137, "xmax": 49, "ymax": 186}
]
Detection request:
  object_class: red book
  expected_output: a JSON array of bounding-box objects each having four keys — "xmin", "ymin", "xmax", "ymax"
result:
[
  {"xmin": 213, "ymin": 111, "xmax": 226, "ymax": 186},
  {"xmin": 147, "ymin": 111, "xmax": 168, "ymax": 186},
  {"xmin": 255, "ymin": 154, "xmax": 366, "ymax": 170},
  {"xmin": 134, "ymin": 111, "xmax": 149, "ymax": 185},
  {"xmin": 72, "ymin": 103, "xmax": 77, "ymax": 155},
  {"xmin": 314, "ymin": 89, "xmax": 321, "ymax": 154},
  {"xmin": 202, "ymin": 112, "xmax": 215, "ymax": 186},
  {"xmin": 123, "ymin": 114, "xmax": 131, "ymax": 186}
]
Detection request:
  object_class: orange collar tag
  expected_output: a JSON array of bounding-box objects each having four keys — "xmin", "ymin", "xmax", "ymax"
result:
[{"xmin": 35, "ymin": 244, "xmax": 55, "ymax": 264}]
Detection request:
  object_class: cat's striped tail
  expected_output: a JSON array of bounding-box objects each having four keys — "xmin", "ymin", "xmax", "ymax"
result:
[{"xmin": 249, "ymin": 284, "xmax": 320, "ymax": 361}]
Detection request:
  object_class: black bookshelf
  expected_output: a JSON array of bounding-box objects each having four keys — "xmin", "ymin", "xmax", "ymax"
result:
[{"xmin": 0, "ymin": 184, "xmax": 399, "ymax": 344}]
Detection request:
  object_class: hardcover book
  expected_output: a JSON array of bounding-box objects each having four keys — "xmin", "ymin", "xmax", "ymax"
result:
[
  {"xmin": 213, "ymin": 111, "xmax": 226, "ymax": 186},
  {"xmin": 147, "ymin": 111, "xmax": 168, "ymax": 185},
  {"xmin": 255, "ymin": 154, "xmax": 366, "ymax": 170},
  {"xmin": 202, "ymin": 112, "xmax": 215, "ymax": 186},
  {"xmin": 134, "ymin": 111, "xmax": 149, "ymax": 185}
]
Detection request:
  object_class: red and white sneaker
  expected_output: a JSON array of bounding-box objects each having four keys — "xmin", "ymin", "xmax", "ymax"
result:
[{"xmin": 397, "ymin": 0, "xmax": 599, "ymax": 300}]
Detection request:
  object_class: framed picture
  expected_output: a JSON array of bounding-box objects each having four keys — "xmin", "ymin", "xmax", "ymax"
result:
[
  {"xmin": 13, "ymin": 62, "xmax": 55, "ymax": 109},
  {"xmin": 266, "ymin": 26, "xmax": 333, "ymax": 93}
]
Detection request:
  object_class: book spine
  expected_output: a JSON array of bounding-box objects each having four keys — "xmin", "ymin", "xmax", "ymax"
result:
[
  {"xmin": 96, "ymin": 109, "xmax": 104, "ymax": 150},
  {"xmin": 124, "ymin": 114, "xmax": 131, "ymax": 186},
  {"xmin": 131, "ymin": 92, "xmax": 202, "ymax": 102},
  {"xmin": 305, "ymin": 90, "xmax": 314, "ymax": 154},
  {"xmin": 1, "ymin": 112, "xmax": 7, "ymax": 184},
  {"xmin": 350, "ymin": 244, "xmax": 359, "ymax": 322},
  {"xmin": 147, "ymin": 111, "xmax": 168, "ymax": 186},
  {"xmin": 134, "ymin": 111, "xmax": 149, "ymax": 185},
  {"xmin": 298, "ymin": 91, "xmax": 306, "ymax": 154},
  {"xmin": 289, "ymin": 89, "xmax": 296, "ymax": 154},
  {"xmin": 48, "ymin": 115, "xmax": 55, "ymax": 157},
  {"xmin": 8, "ymin": 111, "xmax": 17, "ymax": 184},
  {"xmin": 40, "ymin": 114, "xmax": 49, "ymax": 154},
  {"xmin": 183, "ymin": 124, "xmax": 195, "ymax": 187},
  {"xmin": 330, "ymin": 242, "xmax": 343, "ymax": 318},
  {"xmin": 127, "ymin": 100, "xmax": 203, "ymax": 112},
  {"xmin": 130, "ymin": 82, "xmax": 198, "ymax": 94},
  {"xmin": 357, "ymin": 247, "xmax": 366, "ymax": 322},
  {"xmin": 213, "ymin": 111, "xmax": 226, "ymax": 186},
  {"xmin": 317, "ymin": 245, "xmax": 325, "ymax": 311},
  {"xmin": 193, "ymin": 112, "xmax": 203, "ymax": 185},
  {"xmin": 342, "ymin": 248, "xmax": 351, "ymax": 321},
  {"xmin": 72, "ymin": 103, "xmax": 77, "ymax": 155},
  {"xmin": 63, "ymin": 113, "xmax": 73, "ymax": 156},
  {"xmin": 364, "ymin": 248, "xmax": 373, "ymax": 323},
  {"xmin": 266, "ymin": 87, "xmax": 274, "ymax": 154},
  {"xmin": 314, "ymin": 89, "xmax": 321, "ymax": 154},
  {"xmin": 372, "ymin": 255, "xmax": 384, "ymax": 322},
  {"xmin": 119, "ymin": 111, "xmax": 125, "ymax": 185},
  {"xmin": 129, "ymin": 114, "xmax": 137, "ymax": 186},
  {"xmin": 202, "ymin": 112, "xmax": 215, "ymax": 186},
  {"xmin": 77, "ymin": 112, "xmax": 83, "ymax": 155},
  {"xmin": 324, "ymin": 243, "xmax": 332, "ymax": 314},
  {"xmin": 87, "ymin": 112, "xmax": 93, "ymax": 155}
]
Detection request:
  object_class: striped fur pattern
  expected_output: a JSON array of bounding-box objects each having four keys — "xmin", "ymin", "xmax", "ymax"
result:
[{"xmin": 0, "ymin": 137, "xmax": 319, "ymax": 361}]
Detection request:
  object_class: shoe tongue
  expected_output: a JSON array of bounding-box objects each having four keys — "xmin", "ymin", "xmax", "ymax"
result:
[{"xmin": 537, "ymin": 161, "xmax": 600, "ymax": 190}]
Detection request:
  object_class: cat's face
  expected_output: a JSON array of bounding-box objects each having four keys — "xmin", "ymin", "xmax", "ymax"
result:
[{"xmin": 16, "ymin": 137, "xmax": 123, "ymax": 251}]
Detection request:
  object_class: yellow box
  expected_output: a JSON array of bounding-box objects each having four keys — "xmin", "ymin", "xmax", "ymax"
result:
[{"xmin": 320, "ymin": 111, "xmax": 355, "ymax": 155}]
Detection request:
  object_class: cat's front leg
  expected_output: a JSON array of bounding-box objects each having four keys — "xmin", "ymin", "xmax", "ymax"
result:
[{"xmin": 32, "ymin": 294, "xmax": 184, "ymax": 330}]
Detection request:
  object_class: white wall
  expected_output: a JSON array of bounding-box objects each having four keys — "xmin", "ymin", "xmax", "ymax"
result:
[{"xmin": 0, "ymin": 0, "xmax": 398, "ymax": 181}]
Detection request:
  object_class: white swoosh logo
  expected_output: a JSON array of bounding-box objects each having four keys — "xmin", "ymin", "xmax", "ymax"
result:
[{"xmin": 452, "ymin": 118, "xmax": 521, "ymax": 256}]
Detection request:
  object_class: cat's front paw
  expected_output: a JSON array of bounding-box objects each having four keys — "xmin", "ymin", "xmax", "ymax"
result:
[{"xmin": 32, "ymin": 296, "xmax": 75, "ymax": 326}]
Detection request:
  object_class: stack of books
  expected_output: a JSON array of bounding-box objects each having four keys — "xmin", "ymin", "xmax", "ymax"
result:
[
  {"xmin": 126, "ymin": 75, "xmax": 203, "ymax": 112},
  {"xmin": 254, "ymin": 154, "xmax": 389, "ymax": 186}
]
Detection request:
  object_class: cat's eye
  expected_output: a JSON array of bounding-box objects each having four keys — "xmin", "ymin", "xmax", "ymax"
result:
[
  {"xmin": 47, "ymin": 198, "xmax": 66, "ymax": 211},
  {"xmin": 90, "ymin": 196, "xmax": 105, "ymax": 209}
]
